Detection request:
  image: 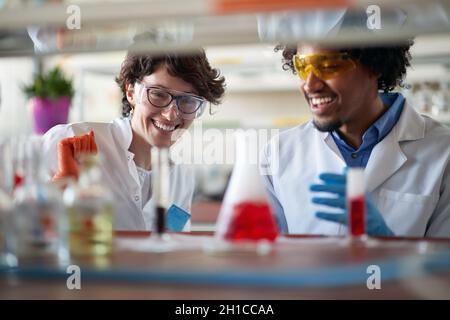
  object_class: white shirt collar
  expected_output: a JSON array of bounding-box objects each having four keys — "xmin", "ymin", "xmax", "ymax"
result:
[{"xmin": 112, "ymin": 116, "xmax": 135, "ymax": 159}]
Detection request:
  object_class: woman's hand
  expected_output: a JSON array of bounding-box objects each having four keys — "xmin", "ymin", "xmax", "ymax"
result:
[{"xmin": 52, "ymin": 130, "xmax": 97, "ymax": 182}]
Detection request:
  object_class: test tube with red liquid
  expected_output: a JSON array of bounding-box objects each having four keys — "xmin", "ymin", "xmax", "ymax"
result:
[{"xmin": 347, "ymin": 168, "xmax": 366, "ymax": 237}]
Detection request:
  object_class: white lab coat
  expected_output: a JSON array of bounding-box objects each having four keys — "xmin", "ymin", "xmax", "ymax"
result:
[
  {"xmin": 42, "ymin": 117, "xmax": 195, "ymax": 231},
  {"xmin": 262, "ymin": 103, "xmax": 450, "ymax": 237}
]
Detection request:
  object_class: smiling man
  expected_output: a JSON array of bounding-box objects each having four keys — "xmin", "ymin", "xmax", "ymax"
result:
[{"xmin": 261, "ymin": 42, "xmax": 450, "ymax": 238}]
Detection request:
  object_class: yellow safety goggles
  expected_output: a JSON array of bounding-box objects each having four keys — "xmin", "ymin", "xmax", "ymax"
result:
[{"xmin": 292, "ymin": 52, "xmax": 357, "ymax": 81}]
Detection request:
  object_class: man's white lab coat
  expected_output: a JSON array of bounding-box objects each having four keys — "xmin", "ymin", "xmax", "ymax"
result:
[{"xmin": 262, "ymin": 103, "xmax": 450, "ymax": 237}]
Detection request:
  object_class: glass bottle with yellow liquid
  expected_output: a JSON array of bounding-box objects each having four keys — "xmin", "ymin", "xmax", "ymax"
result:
[{"xmin": 63, "ymin": 154, "xmax": 114, "ymax": 257}]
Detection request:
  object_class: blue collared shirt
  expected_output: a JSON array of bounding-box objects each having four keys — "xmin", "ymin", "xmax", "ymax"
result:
[{"xmin": 331, "ymin": 92, "xmax": 405, "ymax": 168}]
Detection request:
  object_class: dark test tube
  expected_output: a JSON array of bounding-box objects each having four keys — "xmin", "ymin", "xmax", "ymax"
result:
[{"xmin": 156, "ymin": 205, "xmax": 166, "ymax": 235}]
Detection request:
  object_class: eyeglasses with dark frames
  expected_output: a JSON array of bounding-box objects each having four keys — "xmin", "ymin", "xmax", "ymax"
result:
[{"xmin": 138, "ymin": 83, "xmax": 208, "ymax": 120}]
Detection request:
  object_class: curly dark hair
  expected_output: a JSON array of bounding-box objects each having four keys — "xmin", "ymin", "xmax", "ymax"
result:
[
  {"xmin": 115, "ymin": 49, "xmax": 226, "ymax": 117},
  {"xmin": 275, "ymin": 41, "xmax": 413, "ymax": 92}
]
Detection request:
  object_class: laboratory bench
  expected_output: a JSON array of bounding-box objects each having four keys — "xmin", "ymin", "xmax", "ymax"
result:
[{"xmin": 1, "ymin": 231, "xmax": 450, "ymax": 299}]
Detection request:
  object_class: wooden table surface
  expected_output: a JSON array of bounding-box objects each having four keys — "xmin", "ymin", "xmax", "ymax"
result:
[{"xmin": 1, "ymin": 231, "xmax": 450, "ymax": 299}]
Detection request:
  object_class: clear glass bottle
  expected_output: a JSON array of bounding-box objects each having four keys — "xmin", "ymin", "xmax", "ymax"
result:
[
  {"xmin": 63, "ymin": 154, "xmax": 114, "ymax": 256},
  {"xmin": 0, "ymin": 138, "xmax": 17, "ymax": 267},
  {"xmin": 13, "ymin": 136, "xmax": 68, "ymax": 264},
  {"xmin": 0, "ymin": 190, "xmax": 16, "ymax": 267}
]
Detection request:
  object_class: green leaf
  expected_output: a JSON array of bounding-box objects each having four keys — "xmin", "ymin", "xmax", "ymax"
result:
[{"xmin": 22, "ymin": 66, "xmax": 74, "ymax": 101}]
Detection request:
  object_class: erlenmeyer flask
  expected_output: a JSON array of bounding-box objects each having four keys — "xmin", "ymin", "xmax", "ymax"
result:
[{"xmin": 215, "ymin": 131, "xmax": 278, "ymax": 243}]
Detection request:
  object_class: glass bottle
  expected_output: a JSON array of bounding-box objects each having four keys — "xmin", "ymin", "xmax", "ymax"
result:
[
  {"xmin": 13, "ymin": 136, "xmax": 68, "ymax": 264},
  {"xmin": 63, "ymin": 154, "xmax": 114, "ymax": 256},
  {"xmin": 0, "ymin": 138, "xmax": 17, "ymax": 267}
]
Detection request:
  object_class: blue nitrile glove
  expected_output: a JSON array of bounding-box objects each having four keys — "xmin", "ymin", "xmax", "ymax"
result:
[
  {"xmin": 309, "ymin": 172, "xmax": 394, "ymax": 237},
  {"xmin": 166, "ymin": 204, "xmax": 191, "ymax": 232}
]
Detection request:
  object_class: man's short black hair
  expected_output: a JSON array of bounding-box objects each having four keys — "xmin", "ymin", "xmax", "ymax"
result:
[{"xmin": 275, "ymin": 41, "xmax": 413, "ymax": 92}]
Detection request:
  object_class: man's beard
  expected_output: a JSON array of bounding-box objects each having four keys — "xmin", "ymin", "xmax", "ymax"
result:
[{"xmin": 312, "ymin": 119, "xmax": 342, "ymax": 132}]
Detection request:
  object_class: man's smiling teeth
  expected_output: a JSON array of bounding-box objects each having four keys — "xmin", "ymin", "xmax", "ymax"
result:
[
  {"xmin": 310, "ymin": 97, "xmax": 334, "ymax": 105},
  {"xmin": 153, "ymin": 120, "xmax": 177, "ymax": 132}
]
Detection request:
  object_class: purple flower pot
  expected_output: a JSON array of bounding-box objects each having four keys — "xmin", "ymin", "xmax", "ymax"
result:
[{"xmin": 31, "ymin": 96, "xmax": 71, "ymax": 135}]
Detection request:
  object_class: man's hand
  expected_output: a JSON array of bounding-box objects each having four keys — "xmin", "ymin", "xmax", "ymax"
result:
[
  {"xmin": 52, "ymin": 130, "xmax": 97, "ymax": 182},
  {"xmin": 309, "ymin": 171, "xmax": 394, "ymax": 237}
]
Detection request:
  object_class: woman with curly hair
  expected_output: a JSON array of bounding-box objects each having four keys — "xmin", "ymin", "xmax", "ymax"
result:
[
  {"xmin": 43, "ymin": 48, "xmax": 225, "ymax": 231},
  {"xmin": 262, "ymin": 42, "xmax": 450, "ymax": 238}
]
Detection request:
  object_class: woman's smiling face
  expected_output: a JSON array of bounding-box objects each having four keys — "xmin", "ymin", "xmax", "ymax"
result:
[{"xmin": 126, "ymin": 64, "xmax": 196, "ymax": 148}]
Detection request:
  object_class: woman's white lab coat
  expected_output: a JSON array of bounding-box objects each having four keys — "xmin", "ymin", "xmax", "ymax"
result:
[
  {"xmin": 262, "ymin": 103, "xmax": 450, "ymax": 237},
  {"xmin": 42, "ymin": 117, "xmax": 195, "ymax": 231}
]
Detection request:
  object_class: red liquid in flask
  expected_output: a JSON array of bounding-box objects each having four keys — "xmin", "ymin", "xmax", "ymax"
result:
[
  {"xmin": 225, "ymin": 201, "xmax": 278, "ymax": 242},
  {"xmin": 349, "ymin": 196, "xmax": 365, "ymax": 236}
]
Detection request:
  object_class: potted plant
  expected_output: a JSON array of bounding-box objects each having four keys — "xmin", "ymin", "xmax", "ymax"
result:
[{"xmin": 23, "ymin": 66, "xmax": 74, "ymax": 135}]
